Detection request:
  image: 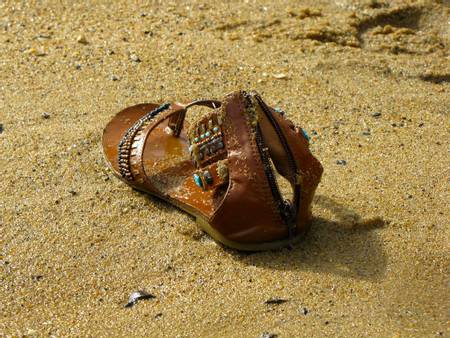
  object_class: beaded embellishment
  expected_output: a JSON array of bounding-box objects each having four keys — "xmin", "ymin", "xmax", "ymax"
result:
[
  {"xmin": 191, "ymin": 159, "xmax": 229, "ymax": 191},
  {"xmin": 193, "ymin": 169, "xmax": 214, "ymax": 189},
  {"xmin": 118, "ymin": 103, "xmax": 170, "ymax": 180},
  {"xmin": 275, "ymin": 105, "xmax": 310, "ymax": 142},
  {"xmin": 188, "ymin": 113, "xmax": 225, "ymax": 168},
  {"xmin": 188, "ymin": 110, "xmax": 228, "ymax": 190}
]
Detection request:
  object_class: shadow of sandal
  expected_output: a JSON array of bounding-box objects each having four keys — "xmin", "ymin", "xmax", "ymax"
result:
[{"xmin": 228, "ymin": 195, "xmax": 388, "ymax": 282}]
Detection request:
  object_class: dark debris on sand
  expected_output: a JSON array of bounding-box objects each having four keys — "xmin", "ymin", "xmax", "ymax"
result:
[{"xmin": 265, "ymin": 298, "xmax": 288, "ymax": 305}]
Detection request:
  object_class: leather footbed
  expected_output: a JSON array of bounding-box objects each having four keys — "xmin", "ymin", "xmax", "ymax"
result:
[{"xmin": 102, "ymin": 103, "xmax": 225, "ymax": 218}]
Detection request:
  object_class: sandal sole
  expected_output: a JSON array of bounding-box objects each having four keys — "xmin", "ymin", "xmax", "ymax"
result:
[{"xmin": 107, "ymin": 166, "xmax": 302, "ymax": 251}]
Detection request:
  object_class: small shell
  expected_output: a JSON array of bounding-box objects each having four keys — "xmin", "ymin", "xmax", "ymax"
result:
[
  {"xmin": 125, "ymin": 290, "xmax": 155, "ymax": 308},
  {"xmin": 272, "ymin": 73, "xmax": 288, "ymax": 79}
]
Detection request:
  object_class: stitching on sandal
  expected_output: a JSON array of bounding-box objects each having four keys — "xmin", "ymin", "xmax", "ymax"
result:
[{"xmin": 117, "ymin": 103, "xmax": 170, "ymax": 181}]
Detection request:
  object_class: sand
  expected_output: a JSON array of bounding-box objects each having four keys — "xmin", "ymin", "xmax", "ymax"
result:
[{"xmin": 1, "ymin": 0, "xmax": 448, "ymax": 336}]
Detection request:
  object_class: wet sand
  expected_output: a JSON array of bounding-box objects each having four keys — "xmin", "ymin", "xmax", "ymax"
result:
[{"xmin": 1, "ymin": 0, "xmax": 448, "ymax": 336}]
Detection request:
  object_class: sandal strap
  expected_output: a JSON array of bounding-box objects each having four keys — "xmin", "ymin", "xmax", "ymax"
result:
[
  {"xmin": 253, "ymin": 92, "xmax": 323, "ymax": 235},
  {"xmin": 117, "ymin": 103, "xmax": 184, "ymax": 191},
  {"xmin": 167, "ymin": 99, "xmax": 221, "ymax": 137},
  {"xmin": 208, "ymin": 91, "xmax": 323, "ymax": 242},
  {"xmin": 118, "ymin": 99, "xmax": 222, "ymax": 192},
  {"xmin": 117, "ymin": 103, "xmax": 171, "ymax": 182},
  {"xmin": 209, "ymin": 91, "xmax": 288, "ymax": 242},
  {"xmin": 267, "ymin": 103, "xmax": 323, "ymax": 233}
]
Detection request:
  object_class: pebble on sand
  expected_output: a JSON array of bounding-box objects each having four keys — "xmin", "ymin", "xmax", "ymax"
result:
[
  {"xmin": 25, "ymin": 48, "xmax": 46, "ymax": 56},
  {"xmin": 130, "ymin": 54, "xmax": 141, "ymax": 62},
  {"xmin": 41, "ymin": 112, "xmax": 50, "ymax": 119},
  {"xmin": 272, "ymin": 73, "xmax": 288, "ymax": 79},
  {"xmin": 372, "ymin": 112, "xmax": 382, "ymax": 118},
  {"xmin": 336, "ymin": 159, "xmax": 347, "ymax": 165},
  {"xmin": 77, "ymin": 35, "xmax": 89, "ymax": 45},
  {"xmin": 261, "ymin": 332, "xmax": 278, "ymax": 338}
]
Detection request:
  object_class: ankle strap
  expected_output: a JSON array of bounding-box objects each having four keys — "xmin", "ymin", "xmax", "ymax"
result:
[{"xmin": 167, "ymin": 99, "xmax": 221, "ymax": 137}]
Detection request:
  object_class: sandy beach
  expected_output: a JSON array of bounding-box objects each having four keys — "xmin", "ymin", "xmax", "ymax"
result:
[{"xmin": 1, "ymin": 0, "xmax": 448, "ymax": 336}]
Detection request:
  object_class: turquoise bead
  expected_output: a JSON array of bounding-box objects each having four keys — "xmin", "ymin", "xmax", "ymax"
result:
[
  {"xmin": 194, "ymin": 137, "xmax": 199, "ymax": 143},
  {"xmin": 201, "ymin": 133, "xmax": 206, "ymax": 139},
  {"xmin": 193, "ymin": 173, "xmax": 203, "ymax": 188},
  {"xmin": 213, "ymin": 126, "xmax": 219, "ymax": 133},
  {"xmin": 301, "ymin": 128, "xmax": 310, "ymax": 142},
  {"xmin": 203, "ymin": 171, "xmax": 213, "ymax": 185},
  {"xmin": 205, "ymin": 131, "xmax": 211, "ymax": 137}
]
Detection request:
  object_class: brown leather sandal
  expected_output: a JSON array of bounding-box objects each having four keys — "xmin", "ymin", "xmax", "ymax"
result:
[{"xmin": 102, "ymin": 90, "xmax": 323, "ymax": 251}]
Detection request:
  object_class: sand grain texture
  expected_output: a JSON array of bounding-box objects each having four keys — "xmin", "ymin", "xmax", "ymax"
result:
[{"xmin": 0, "ymin": 0, "xmax": 448, "ymax": 336}]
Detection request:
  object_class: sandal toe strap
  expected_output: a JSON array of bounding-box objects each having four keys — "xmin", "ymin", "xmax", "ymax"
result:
[{"xmin": 117, "ymin": 103, "xmax": 171, "ymax": 181}]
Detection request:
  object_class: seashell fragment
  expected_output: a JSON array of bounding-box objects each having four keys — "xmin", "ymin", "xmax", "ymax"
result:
[{"xmin": 125, "ymin": 290, "xmax": 155, "ymax": 308}]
